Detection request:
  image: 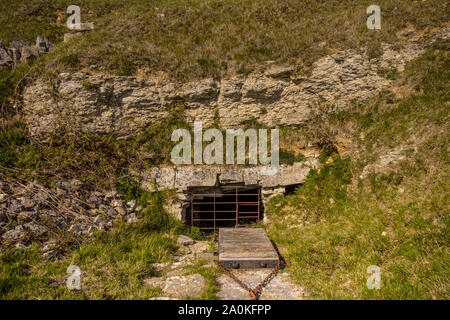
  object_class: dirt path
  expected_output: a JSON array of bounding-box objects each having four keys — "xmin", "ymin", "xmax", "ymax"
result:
[{"xmin": 216, "ymin": 269, "xmax": 306, "ymax": 300}]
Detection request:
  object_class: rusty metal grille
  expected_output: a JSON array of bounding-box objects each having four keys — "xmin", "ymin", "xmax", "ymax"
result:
[{"xmin": 190, "ymin": 187, "xmax": 261, "ymax": 232}]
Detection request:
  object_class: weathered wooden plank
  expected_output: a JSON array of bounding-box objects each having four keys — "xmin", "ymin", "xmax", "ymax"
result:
[{"xmin": 218, "ymin": 228, "xmax": 279, "ymax": 269}]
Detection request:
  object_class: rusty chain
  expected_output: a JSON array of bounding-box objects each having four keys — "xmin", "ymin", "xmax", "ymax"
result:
[{"xmin": 214, "ymin": 260, "xmax": 281, "ymax": 300}]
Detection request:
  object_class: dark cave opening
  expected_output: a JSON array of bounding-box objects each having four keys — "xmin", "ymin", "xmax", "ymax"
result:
[{"xmin": 187, "ymin": 186, "xmax": 262, "ymax": 232}]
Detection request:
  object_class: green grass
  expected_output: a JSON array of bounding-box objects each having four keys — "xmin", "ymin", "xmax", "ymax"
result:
[
  {"xmin": 1, "ymin": 0, "xmax": 448, "ymax": 82},
  {"xmin": 264, "ymin": 44, "xmax": 449, "ymax": 299},
  {"xmin": 0, "ymin": 1, "xmax": 448, "ymax": 300}
]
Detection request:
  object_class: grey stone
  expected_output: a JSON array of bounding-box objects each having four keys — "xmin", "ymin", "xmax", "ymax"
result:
[
  {"xmin": 0, "ymin": 42, "xmax": 13, "ymax": 68},
  {"xmin": 93, "ymin": 216, "xmax": 105, "ymax": 224},
  {"xmin": 17, "ymin": 211, "xmax": 36, "ymax": 223},
  {"xmin": 126, "ymin": 200, "xmax": 137, "ymax": 209},
  {"xmin": 115, "ymin": 206, "xmax": 126, "ymax": 216},
  {"xmin": 143, "ymin": 274, "xmax": 206, "ymax": 298},
  {"xmin": 105, "ymin": 191, "xmax": 118, "ymax": 199},
  {"xmin": 20, "ymin": 198, "xmax": 35, "ymax": 210},
  {"xmin": 74, "ymin": 22, "xmax": 94, "ymax": 31},
  {"xmin": 9, "ymin": 200, "xmax": 23, "ymax": 213},
  {"xmin": 2, "ymin": 225, "xmax": 26, "ymax": 242},
  {"xmin": 111, "ymin": 199, "xmax": 123, "ymax": 207},
  {"xmin": 10, "ymin": 40, "xmax": 28, "ymax": 51},
  {"xmin": 20, "ymin": 46, "xmax": 38, "ymax": 63},
  {"xmin": 24, "ymin": 222, "xmax": 46, "ymax": 237},
  {"xmin": 70, "ymin": 179, "xmax": 83, "ymax": 191},
  {"xmin": 21, "ymin": 32, "xmax": 440, "ymax": 141},
  {"xmin": 177, "ymin": 235, "xmax": 195, "ymax": 246},
  {"xmin": 126, "ymin": 213, "xmax": 139, "ymax": 224}
]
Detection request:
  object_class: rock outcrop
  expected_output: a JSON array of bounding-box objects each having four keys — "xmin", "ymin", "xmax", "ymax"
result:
[
  {"xmin": 0, "ymin": 37, "xmax": 52, "ymax": 69},
  {"xmin": 22, "ymin": 42, "xmax": 426, "ymax": 141}
]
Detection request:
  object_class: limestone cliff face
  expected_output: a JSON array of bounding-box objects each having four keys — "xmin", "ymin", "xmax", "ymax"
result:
[{"xmin": 22, "ymin": 42, "xmax": 424, "ymax": 140}]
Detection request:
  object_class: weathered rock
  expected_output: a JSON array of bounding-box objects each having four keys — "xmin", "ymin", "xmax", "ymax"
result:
[
  {"xmin": 0, "ymin": 42, "xmax": 13, "ymax": 68},
  {"xmin": 150, "ymin": 262, "xmax": 171, "ymax": 272},
  {"xmin": 143, "ymin": 273, "xmax": 206, "ymax": 298},
  {"xmin": 177, "ymin": 235, "xmax": 195, "ymax": 246},
  {"xmin": 19, "ymin": 198, "xmax": 35, "ymax": 210},
  {"xmin": 9, "ymin": 200, "xmax": 23, "ymax": 213},
  {"xmin": 21, "ymin": 34, "xmax": 439, "ymax": 141},
  {"xmin": 2, "ymin": 225, "xmax": 26, "ymax": 242},
  {"xmin": 17, "ymin": 211, "xmax": 37, "ymax": 223},
  {"xmin": 20, "ymin": 45, "xmax": 38, "ymax": 63},
  {"xmin": 138, "ymin": 159, "xmax": 319, "ymax": 193},
  {"xmin": 73, "ymin": 22, "xmax": 94, "ymax": 31},
  {"xmin": 360, "ymin": 145, "xmax": 413, "ymax": 178},
  {"xmin": 126, "ymin": 213, "xmax": 139, "ymax": 224},
  {"xmin": 24, "ymin": 222, "xmax": 46, "ymax": 237},
  {"xmin": 126, "ymin": 200, "xmax": 137, "ymax": 209},
  {"xmin": 115, "ymin": 206, "xmax": 126, "ymax": 216},
  {"xmin": 0, "ymin": 37, "xmax": 51, "ymax": 70}
]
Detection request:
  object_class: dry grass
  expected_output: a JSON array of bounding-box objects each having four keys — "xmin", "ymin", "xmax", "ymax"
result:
[{"xmin": 1, "ymin": 0, "xmax": 448, "ymax": 82}]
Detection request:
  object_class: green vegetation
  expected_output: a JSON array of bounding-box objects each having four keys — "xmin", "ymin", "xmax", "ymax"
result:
[
  {"xmin": 1, "ymin": 0, "xmax": 448, "ymax": 82},
  {"xmin": 0, "ymin": 0, "xmax": 448, "ymax": 300},
  {"xmin": 264, "ymin": 44, "xmax": 449, "ymax": 299},
  {"xmin": 0, "ymin": 188, "xmax": 221, "ymax": 299}
]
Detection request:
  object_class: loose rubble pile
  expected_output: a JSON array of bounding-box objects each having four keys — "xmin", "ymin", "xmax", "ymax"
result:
[
  {"xmin": 0, "ymin": 37, "xmax": 52, "ymax": 70},
  {"xmin": 0, "ymin": 178, "xmax": 139, "ymax": 257}
]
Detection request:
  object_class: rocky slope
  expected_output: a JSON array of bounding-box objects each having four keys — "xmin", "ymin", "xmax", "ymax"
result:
[{"xmin": 0, "ymin": 178, "xmax": 139, "ymax": 256}]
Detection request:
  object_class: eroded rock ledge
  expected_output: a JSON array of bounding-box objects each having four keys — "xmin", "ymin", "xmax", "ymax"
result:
[{"xmin": 23, "ymin": 42, "xmax": 426, "ymax": 140}]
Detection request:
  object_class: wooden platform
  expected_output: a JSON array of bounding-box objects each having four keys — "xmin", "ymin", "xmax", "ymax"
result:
[{"xmin": 218, "ymin": 228, "xmax": 279, "ymax": 269}]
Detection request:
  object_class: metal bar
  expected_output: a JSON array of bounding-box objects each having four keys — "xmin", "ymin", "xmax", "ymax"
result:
[
  {"xmin": 191, "ymin": 197, "xmax": 193, "ymax": 228},
  {"xmin": 235, "ymin": 187, "xmax": 238, "ymax": 227},
  {"xmin": 189, "ymin": 210, "xmax": 238, "ymax": 213},
  {"xmin": 193, "ymin": 218, "xmax": 238, "ymax": 221},
  {"xmin": 257, "ymin": 189, "xmax": 260, "ymax": 221},
  {"xmin": 192, "ymin": 201, "xmax": 258, "ymax": 205},
  {"xmin": 236, "ymin": 216, "xmax": 260, "ymax": 219},
  {"xmin": 191, "ymin": 193, "xmax": 259, "ymax": 196},
  {"xmin": 236, "ymin": 212, "xmax": 260, "ymax": 214}
]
